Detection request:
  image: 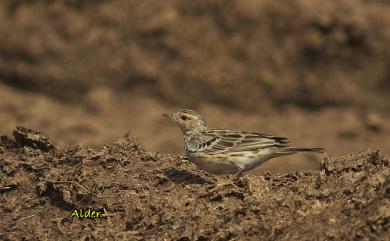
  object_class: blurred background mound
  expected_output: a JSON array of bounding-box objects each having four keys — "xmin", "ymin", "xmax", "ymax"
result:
[{"xmin": 0, "ymin": 0, "xmax": 389, "ymax": 174}]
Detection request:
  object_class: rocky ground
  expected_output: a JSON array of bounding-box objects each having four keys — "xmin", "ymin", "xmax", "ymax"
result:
[{"xmin": 0, "ymin": 127, "xmax": 389, "ymax": 240}]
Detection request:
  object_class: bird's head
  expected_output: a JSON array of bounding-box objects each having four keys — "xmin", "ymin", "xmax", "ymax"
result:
[{"xmin": 163, "ymin": 109, "xmax": 208, "ymax": 135}]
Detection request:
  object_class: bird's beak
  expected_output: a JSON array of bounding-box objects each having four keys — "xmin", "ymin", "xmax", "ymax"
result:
[{"xmin": 162, "ymin": 113, "xmax": 171, "ymax": 118}]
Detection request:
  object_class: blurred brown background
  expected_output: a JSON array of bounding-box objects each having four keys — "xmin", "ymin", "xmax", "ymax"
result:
[{"xmin": 0, "ymin": 0, "xmax": 389, "ymax": 174}]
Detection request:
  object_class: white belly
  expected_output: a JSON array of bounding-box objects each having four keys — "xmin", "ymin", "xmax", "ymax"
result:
[
  {"xmin": 186, "ymin": 148, "xmax": 278, "ymax": 174},
  {"xmin": 186, "ymin": 154, "xmax": 241, "ymax": 175}
]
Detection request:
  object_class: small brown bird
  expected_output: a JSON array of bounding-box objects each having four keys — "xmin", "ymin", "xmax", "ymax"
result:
[{"xmin": 163, "ymin": 109, "xmax": 324, "ymax": 180}]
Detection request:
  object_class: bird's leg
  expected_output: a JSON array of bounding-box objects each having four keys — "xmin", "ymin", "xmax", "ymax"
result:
[
  {"xmin": 211, "ymin": 170, "xmax": 251, "ymax": 190},
  {"xmin": 209, "ymin": 177, "xmax": 235, "ymax": 189},
  {"xmin": 232, "ymin": 169, "xmax": 244, "ymax": 181},
  {"xmin": 208, "ymin": 171, "xmax": 243, "ymax": 189},
  {"xmin": 232, "ymin": 170, "xmax": 252, "ymax": 192},
  {"xmin": 208, "ymin": 170, "xmax": 251, "ymax": 191}
]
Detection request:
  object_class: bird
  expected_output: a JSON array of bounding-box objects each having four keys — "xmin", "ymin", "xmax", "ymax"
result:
[{"xmin": 163, "ymin": 109, "xmax": 324, "ymax": 181}]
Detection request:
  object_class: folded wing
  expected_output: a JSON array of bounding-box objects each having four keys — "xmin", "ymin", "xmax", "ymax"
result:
[{"xmin": 200, "ymin": 128, "xmax": 291, "ymax": 154}]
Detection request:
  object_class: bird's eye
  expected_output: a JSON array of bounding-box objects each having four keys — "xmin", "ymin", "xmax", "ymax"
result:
[{"xmin": 181, "ymin": 115, "xmax": 188, "ymax": 121}]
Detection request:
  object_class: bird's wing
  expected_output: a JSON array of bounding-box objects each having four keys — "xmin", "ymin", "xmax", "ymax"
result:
[{"xmin": 199, "ymin": 128, "xmax": 291, "ymax": 153}]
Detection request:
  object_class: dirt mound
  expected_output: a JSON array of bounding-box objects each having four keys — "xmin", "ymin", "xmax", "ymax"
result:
[{"xmin": 1, "ymin": 127, "xmax": 388, "ymax": 240}]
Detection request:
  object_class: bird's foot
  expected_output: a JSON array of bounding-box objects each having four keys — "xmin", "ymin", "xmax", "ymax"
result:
[
  {"xmin": 234, "ymin": 176, "xmax": 252, "ymax": 193},
  {"xmin": 207, "ymin": 174, "xmax": 252, "ymax": 193},
  {"xmin": 206, "ymin": 180, "xmax": 235, "ymax": 190}
]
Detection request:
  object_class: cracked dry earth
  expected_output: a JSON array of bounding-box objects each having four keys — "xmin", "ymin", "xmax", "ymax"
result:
[{"xmin": 0, "ymin": 127, "xmax": 389, "ymax": 240}]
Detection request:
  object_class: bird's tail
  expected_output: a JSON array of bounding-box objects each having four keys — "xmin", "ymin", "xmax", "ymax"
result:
[
  {"xmin": 273, "ymin": 147, "xmax": 325, "ymax": 158},
  {"xmin": 291, "ymin": 147, "xmax": 324, "ymax": 153}
]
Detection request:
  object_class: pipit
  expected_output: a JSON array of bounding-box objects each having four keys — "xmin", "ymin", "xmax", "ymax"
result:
[{"xmin": 163, "ymin": 109, "xmax": 324, "ymax": 182}]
